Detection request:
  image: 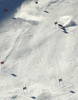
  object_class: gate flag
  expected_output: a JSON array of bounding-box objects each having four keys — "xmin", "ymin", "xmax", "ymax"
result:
[{"xmin": 1, "ymin": 61, "xmax": 4, "ymax": 64}]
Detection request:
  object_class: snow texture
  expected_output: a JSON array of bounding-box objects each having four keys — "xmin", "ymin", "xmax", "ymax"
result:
[{"xmin": 0, "ymin": 0, "xmax": 78, "ymax": 100}]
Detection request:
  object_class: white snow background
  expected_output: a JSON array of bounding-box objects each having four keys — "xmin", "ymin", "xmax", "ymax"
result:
[{"xmin": 0, "ymin": 0, "xmax": 78, "ymax": 100}]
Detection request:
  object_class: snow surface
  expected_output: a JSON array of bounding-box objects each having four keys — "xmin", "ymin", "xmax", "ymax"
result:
[{"xmin": 0, "ymin": 0, "xmax": 78, "ymax": 100}]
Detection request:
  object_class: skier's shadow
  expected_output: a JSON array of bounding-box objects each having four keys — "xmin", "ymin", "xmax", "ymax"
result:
[{"xmin": 61, "ymin": 27, "xmax": 68, "ymax": 34}]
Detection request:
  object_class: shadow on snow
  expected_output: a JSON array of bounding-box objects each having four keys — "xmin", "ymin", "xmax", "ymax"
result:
[
  {"xmin": 70, "ymin": 91, "xmax": 75, "ymax": 93},
  {"xmin": 61, "ymin": 27, "xmax": 68, "ymax": 34}
]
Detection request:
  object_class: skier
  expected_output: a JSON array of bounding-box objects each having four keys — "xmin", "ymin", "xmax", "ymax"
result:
[
  {"xmin": 58, "ymin": 24, "xmax": 64, "ymax": 28},
  {"xmin": 54, "ymin": 21, "xmax": 58, "ymax": 25}
]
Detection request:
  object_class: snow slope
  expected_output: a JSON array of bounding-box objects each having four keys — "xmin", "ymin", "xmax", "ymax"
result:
[{"xmin": 0, "ymin": 0, "xmax": 78, "ymax": 100}]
